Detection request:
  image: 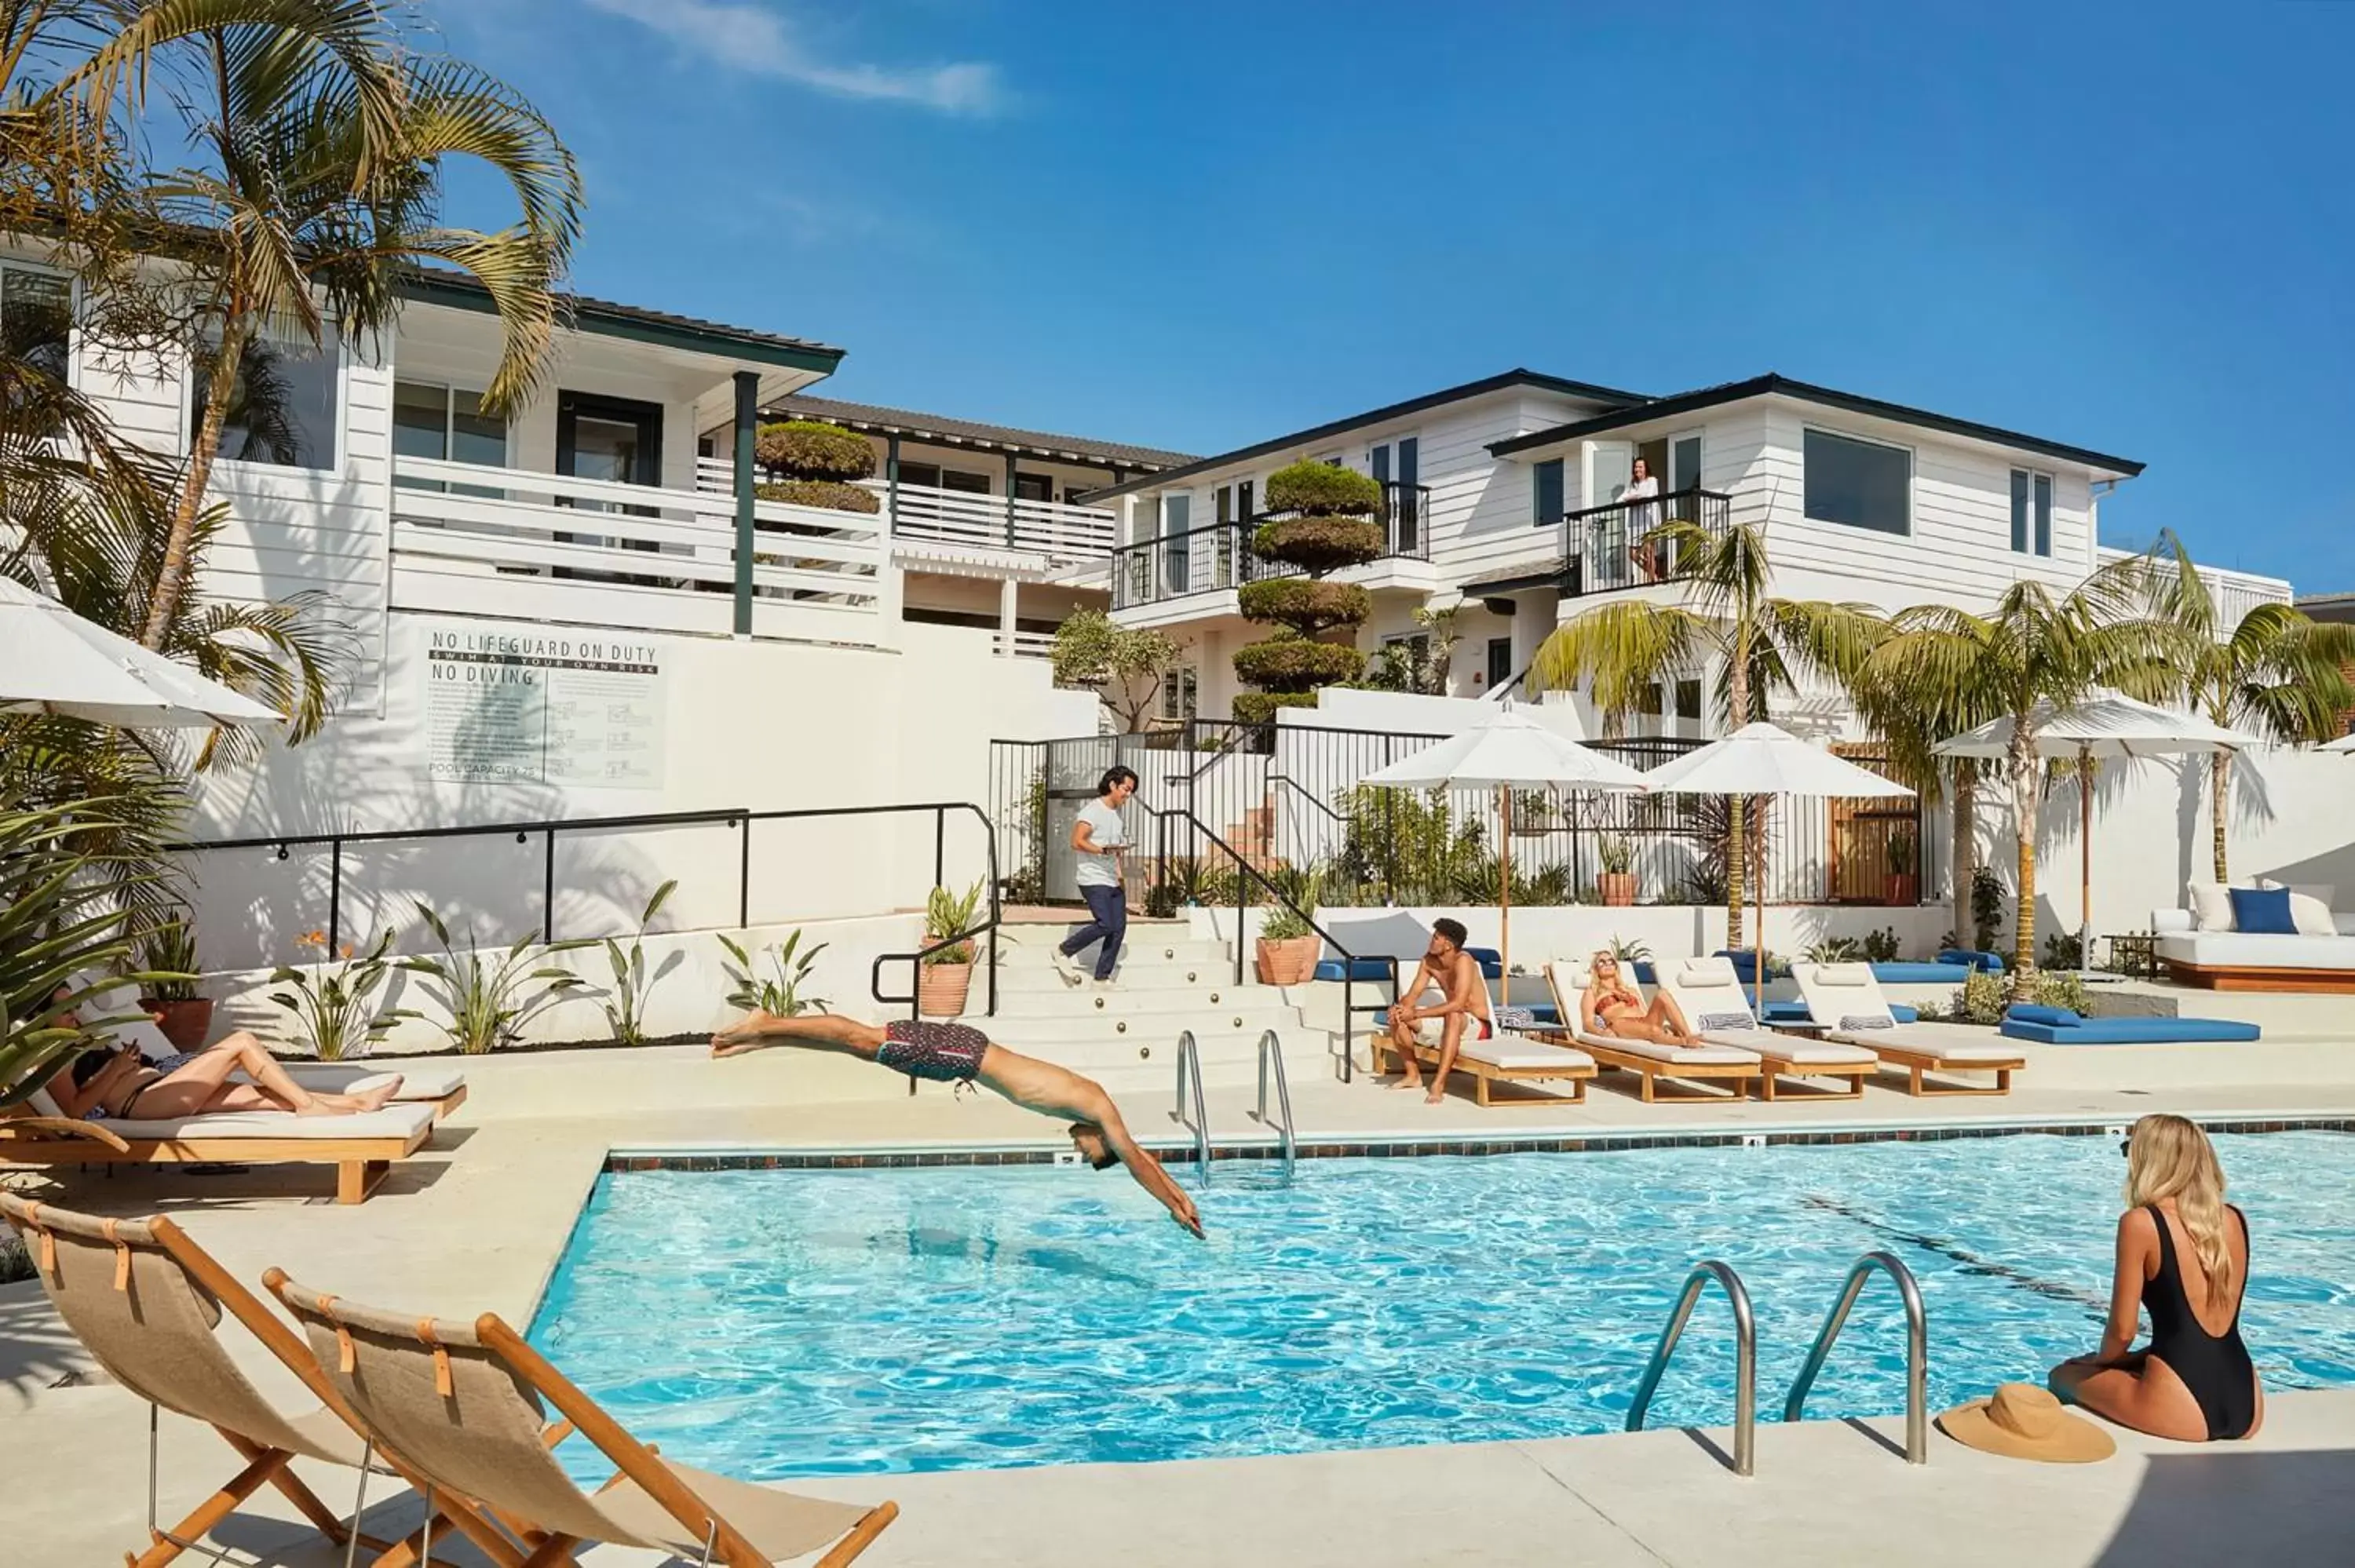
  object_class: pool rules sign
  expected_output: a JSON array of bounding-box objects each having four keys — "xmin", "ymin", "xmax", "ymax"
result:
[{"xmin": 423, "ymin": 622, "xmax": 668, "ymax": 789}]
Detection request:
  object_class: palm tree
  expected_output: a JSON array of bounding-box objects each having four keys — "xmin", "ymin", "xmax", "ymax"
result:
[
  {"xmin": 1857, "ymin": 556, "xmax": 2191, "ymax": 988},
  {"xmin": 1531, "ymin": 520, "xmax": 1885, "ymax": 948},
  {"xmin": 2148, "ymin": 534, "xmax": 2355, "ymax": 882},
  {"xmin": 59, "ymin": 4, "xmax": 584, "ymax": 647}
]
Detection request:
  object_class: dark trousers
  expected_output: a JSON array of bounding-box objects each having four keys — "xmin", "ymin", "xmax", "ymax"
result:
[{"xmin": 1060, "ymin": 883, "xmax": 1128, "ymax": 980}]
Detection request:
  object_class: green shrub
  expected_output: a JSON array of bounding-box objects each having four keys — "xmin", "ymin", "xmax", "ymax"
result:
[
  {"xmin": 923, "ymin": 881, "xmax": 986, "ymax": 966},
  {"xmin": 755, "ymin": 420, "xmax": 875, "ymax": 481},
  {"xmin": 756, "ymin": 479, "xmax": 880, "ymax": 514},
  {"xmin": 1231, "ymin": 636, "xmax": 1364, "ymax": 691},
  {"xmin": 1971, "ymin": 866, "xmax": 2005, "ymax": 951},
  {"xmin": 1252, "ymin": 515, "xmax": 1383, "ymax": 574},
  {"xmin": 1260, "ymin": 906, "xmax": 1314, "ymax": 942},
  {"xmin": 2043, "ymin": 931, "xmax": 2083, "ymax": 970},
  {"xmin": 1804, "ymin": 937, "xmax": 1861, "ymax": 963},
  {"xmin": 1599, "ymin": 835, "xmax": 1633, "ymax": 875},
  {"xmin": 1949, "ymin": 968, "xmax": 2092, "ymax": 1024},
  {"xmin": 1862, "ymin": 925, "xmax": 1903, "ymax": 963},
  {"xmin": 1236, "ymin": 577, "xmax": 1371, "ymax": 635},
  {"xmin": 1230, "ymin": 691, "xmax": 1320, "ymax": 724},
  {"xmin": 1144, "ymin": 882, "xmax": 1182, "ymax": 918},
  {"xmin": 1265, "ymin": 459, "xmax": 1382, "ymax": 516}
]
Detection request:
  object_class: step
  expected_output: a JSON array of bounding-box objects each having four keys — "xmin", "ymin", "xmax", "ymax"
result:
[
  {"xmin": 975, "ymin": 1008, "xmax": 1302, "ymax": 1048},
  {"xmin": 1016, "ymin": 1029, "xmax": 1336, "ymax": 1086},
  {"xmin": 995, "ymin": 940, "xmax": 1238, "ymax": 967},
  {"xmin": 990, "ymin": 986, "xmax": 1290, "ymax": 1022}
]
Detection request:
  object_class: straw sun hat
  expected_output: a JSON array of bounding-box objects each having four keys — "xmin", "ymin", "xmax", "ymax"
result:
[{"xmin": 1937, "ymin": 1384, "xmax": 2116, "ymax": 1464}]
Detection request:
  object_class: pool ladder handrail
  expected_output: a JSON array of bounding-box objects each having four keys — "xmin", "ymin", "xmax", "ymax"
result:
[
  {"xmin": 1248, "ymin": 1028, "xmax": 1296, "ymax": 1180},
  {"xmin": 1784, "ymin": 1249, "xmax": 1929, "ymax": 1465},
  {"xmin": 1170, "ymin": 1029, "xmax": 1210, "ymax": 1184},
  {"xmin": 1625, "ymin": 1259, "xmax": 1756, "ymax": 1477}
]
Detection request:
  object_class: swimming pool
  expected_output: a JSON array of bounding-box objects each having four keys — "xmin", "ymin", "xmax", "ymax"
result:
[{"xmin": 529, "ymin": 1130, "xmax": 2355, "ymax": 1479}]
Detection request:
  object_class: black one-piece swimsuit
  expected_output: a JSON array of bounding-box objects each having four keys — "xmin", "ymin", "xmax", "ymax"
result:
[{"xmin": 2143, "ymin": 1203, "xmax": 2256, "ymax": 1440}]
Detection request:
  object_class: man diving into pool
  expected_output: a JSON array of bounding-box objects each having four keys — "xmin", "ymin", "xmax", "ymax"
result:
[{"xmin": 712, "ymin": 1012, "xmax": 1205, "ymax": 1238}]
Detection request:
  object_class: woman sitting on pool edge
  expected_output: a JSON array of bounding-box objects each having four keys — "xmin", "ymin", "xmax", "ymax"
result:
[
  {"xmin": 2050, "ymin": 1114, "xmax": 2262, "ymax": 1441},
  {"xmin": 1578, "ymin": 950, "xmax": 1694, "ymax": 1044}
]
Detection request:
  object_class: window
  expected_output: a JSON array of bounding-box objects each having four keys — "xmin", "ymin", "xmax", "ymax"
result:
[
  {"xmin": 1802, "ymin": 428, "xmax": 1910, "ymax": 535},
  {"xmin": 899, "ymin": 461, "xmax": 939, "ymax": 487},
  {"xmin": 1, "ymin": 262, "xmax": 71, "ymax": 383},
  {"xmin": 2011, "ymin": 469, "xmax": 2053, "ymax": 556},
  {"xmin": 940, "ymin": 469, "xmax": 991, "ymax": 494},
  {"xmin": 1160, "ymin": 666, "xmax": 1198, "ymax": 722},
  {"xmin": 1532, "ymin": 458, "xmax": 1565, "ymax": 527},
  {"xmin": 190, "ymin": 324, "xmax": 341, "ymax": 470},
  {"xmin": 1013, "ymin": 472, "xmax": 1054, "ymax": 502},
  {"xmin": 1674, "ymin": 679, "xmax": 1703, "ymax": 720},
  {"xmin": 1486, "ymin": 636, "xmax": 1513, "ymax": 689},
  {"xmin": 393, "ymin": 381, "xmax": 509, "ymax": 490}
]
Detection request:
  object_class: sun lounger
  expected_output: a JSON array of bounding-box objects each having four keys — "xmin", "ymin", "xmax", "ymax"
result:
[
  {"xmin": 1997, "ymin": 1003, "xmax": 2260, "ymax": 1045},
  {"xmin": 1792, "ymin": 961, "xmax": 2026, "ymax": 1096},
  {"xmin": 1380, "ymin": 979, "xmax": 1596, "ymax": 1104},
  {"xmin": 1654, "ymin": 957, "xmax": 1879, "ymax": 1101},
  {"xmin": 0, "ymin": 1194, "xmax": 513, "ymax": 1568},
  {"xmin": 1543, "ymin": 961, "xmax": 1763, "ymax": 1102},
  {"xmin": 86, "ymin": 983, "xmax": 469, "ymax": 1121},
  {"xmin": 268, "ymin": 1273, "xmax": 900, "ymax": 1568},
  {"xmin": 2, "ymin": 1082, "xmax": 435, "ymax": 1204}
]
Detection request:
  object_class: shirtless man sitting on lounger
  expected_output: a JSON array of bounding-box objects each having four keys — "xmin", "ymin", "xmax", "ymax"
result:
[
  {"xmin": 710, "ymin": 1012, "xmax": 1203, "ymax": 1238},
  {"xmin": 1382, "ymin": 917, "xmax": 1491, "ymax": 1105},
  {"xmin": 1579, "ymin": 950, "xmax": 1694, "ymax": 1045}
]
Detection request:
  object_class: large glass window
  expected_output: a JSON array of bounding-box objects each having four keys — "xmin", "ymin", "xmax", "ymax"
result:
[
  {"xmin": 2009, "ymin": 469, "xmax": 2055, "ymax": 557},
  {"xmin": 395, "ymin": 381, "xmax": 509, "ymax": 495},
  {"xmin": 1532, "ymin": 458, "xmax": 1565, "ymax": 526},
  {"xmin": 191, "ymin": 324, "xmax": 341, "ymax": 470},
  {"xmin": 1802, "ymin": 428, "xmax": 1910, "ymax": 535},
  {"xmin": 1, "ymin": 263, "xmax": 71, "ymax": 383}
]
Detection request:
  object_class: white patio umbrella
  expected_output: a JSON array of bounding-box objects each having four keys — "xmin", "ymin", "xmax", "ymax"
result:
[
  {"xmin": 2321, "ymin": 733, "xmax": 2355, "ymax": 753},
  {"xmin": 0, "ymin": 575, "xmax": 279, "ymax": 729},
  {"xmin": 1934, "ymin": 691, "xmax": 2258, "ymax": 973},
  {"xmin": 1644, "ymin": 722, "xmax": 1916, "ymax": 1012},
  {"xmin": 1360, "ymin": 703, "xmax": 1648, "ymax": 986}
]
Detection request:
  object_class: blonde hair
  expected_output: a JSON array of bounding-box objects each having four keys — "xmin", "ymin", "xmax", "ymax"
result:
[{"xmin": 2124, "ymin": 1114, "xmax": 2234, "ymax": 1295}]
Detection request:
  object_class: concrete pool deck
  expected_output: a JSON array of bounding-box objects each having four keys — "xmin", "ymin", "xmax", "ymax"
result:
[{"xmin": 3, "ymin": 1041, "xmax": 2353, "ymax": 1564}]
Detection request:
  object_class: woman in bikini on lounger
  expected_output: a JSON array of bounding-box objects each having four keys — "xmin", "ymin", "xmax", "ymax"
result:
[
  {"xmin": 42, "ymin": 1011, "xmax": 401, "ymax": 1122},
  {"xmin": 1579, "ymin": 950, "xmax": 1694, "ymax": 1044}
]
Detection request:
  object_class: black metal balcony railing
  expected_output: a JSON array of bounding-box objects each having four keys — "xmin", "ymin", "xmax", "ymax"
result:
[
  {"xmin": 1108, "ymin": 483, "xmax": 1433, "ymax": 610},
  {"xmin": 1559, "ymin": 487, "xmax": 1732, "ymax": 597}
]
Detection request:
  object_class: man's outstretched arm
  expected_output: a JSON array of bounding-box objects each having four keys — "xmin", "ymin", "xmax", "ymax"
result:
[{"xmin": 1053, "ymin": 1072, "xmax": 1203, "ymax": 1238}]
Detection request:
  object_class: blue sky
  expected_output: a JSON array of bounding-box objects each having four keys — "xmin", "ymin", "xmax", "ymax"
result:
[{"xmin": 439, "ymin": 2, "xmax": 2355, "ymax": 590}]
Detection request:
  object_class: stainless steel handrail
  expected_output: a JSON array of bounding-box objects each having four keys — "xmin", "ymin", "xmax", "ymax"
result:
[
  {"xmin": 1170, "ymin": 1029, "xmax": 1210, "ymax": 1184},
  {"xmin": 1625, "ymin": 1260, "xmax": 1757, "ymax": 1476},
  {"xmin": 1784, "ymin": 1249, "xmax": 1929, "ymax": 1464},
  {"xmin": 1250, "ymin": 1028, "xmax": 1296, "ymax": 1180}
]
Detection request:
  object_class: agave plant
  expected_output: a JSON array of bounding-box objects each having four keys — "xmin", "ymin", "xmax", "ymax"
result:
[
  {"xmin": 0, "ymin": 799, "xmax": 152, "ymax": 1106},
  {"xmin": 599, "ymin": 880, "xmax": 678, "ymax": 1047},
  {"xmin": 717, "ymin": 929, "xmax": 829, "ymax": 1017},
  {"xmin": 402, "ymin": 901, "xmax": 593, "ymax": 1055}
]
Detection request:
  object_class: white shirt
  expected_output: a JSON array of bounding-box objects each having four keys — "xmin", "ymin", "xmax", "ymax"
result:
[{"xmin": 1074, "ymin": 798, "xmax": 1126, "ymax": 888}]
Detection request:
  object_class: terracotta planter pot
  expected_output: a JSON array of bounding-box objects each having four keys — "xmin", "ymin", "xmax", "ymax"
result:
[
  {"xmin": 917, "ymin": 961, "xmax": 974, "ymax": 1017},
  {"xmin": 1254, "ymin": 934, "xmax": 1323, "ymax": 986},
  {"xmin": 1597, "ymin": 872, "xmax": 1638, "ymax": 908},
  {"xmin": 1887, "ymin": 873, "xmax": 1921, "ymax": 907},
  {"xmin": 139, "ymin": 997, "xmax": 214, "ymax": 1052}
]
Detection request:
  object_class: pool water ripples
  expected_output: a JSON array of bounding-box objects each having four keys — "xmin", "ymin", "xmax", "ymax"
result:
[{"xmin": 529, "ymin": 1132, "xmax": 2355, "ymax": 1479}]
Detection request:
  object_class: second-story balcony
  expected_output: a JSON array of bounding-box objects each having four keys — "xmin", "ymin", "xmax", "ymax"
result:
[
  {"xmin": 1110, "ymin": 481, "xmax": 1432, "ymax": 611},
  {"xmin": 1559, "ymin": 487, "xmax": 1732, "ymax": 596},
  {"xmin": 694, "ymin": 459, "xmax": 1116, "ymax": 567}
]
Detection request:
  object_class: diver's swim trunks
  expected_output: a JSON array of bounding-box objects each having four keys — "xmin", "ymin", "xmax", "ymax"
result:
[{"xmin": 878, "ymin": 1019, "xmax": 991, "ymax": 1083}]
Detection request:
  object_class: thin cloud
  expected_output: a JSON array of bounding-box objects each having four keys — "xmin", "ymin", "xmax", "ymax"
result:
[{"xmin": 583, "ymin": 0, "xmax": 1005, "ymax": 115}]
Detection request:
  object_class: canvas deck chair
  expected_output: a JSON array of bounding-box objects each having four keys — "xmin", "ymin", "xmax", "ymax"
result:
[
  {"xmin": 1543, "ymin": 959, "xmax": 1764, "ymax": 1102},
  {"xmin": 1654, "ymin": 955, "xmax": 1879, "ymax": 1101},
  {"xmin": 1792, "ymin": 961, "xmax": 2027, "ymax": 1096},
  {"xmin": 268, "ymin": 1273, "xmax": 900, "ymax": 1568},
  {"xmin": 0, "ymin": 1192, "xmax": 509, "ymax": 1568}
]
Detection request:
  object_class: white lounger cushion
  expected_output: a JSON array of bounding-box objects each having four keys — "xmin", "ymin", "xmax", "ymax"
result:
[
  {"xmin": 34, "ymin": 1100, "xmax": 433, "ymax": 1142},
  {"xmin": 1569, "ymin": 1026, "xmax": 1759, "ymax": 1065},
  {"xmin": 276, "ymin": 1063, "xmax": 466, "ymax": 1101},
  {"xmin": 1652, "ymin": 959, "xmax": 1872, "ymax": 1063},
  {"xmin": 1698, "ymin": 1026, "xmax": 1875, "ymax": 1065},
  {"xmin": 1793, "ymin": 962, "xmax": 2020, "ymax": 1062},
  {"xmin": 1457, "ymin": 1034, "xmax": 1594, "ymax": 1072},
  {"xmin": 2156, "ymin": 932, "xmax": 2355, "ymax": 970},
  {"xmin": 1848, "ymin": 1031, "xmax": 2024, "ymax": 1063}
]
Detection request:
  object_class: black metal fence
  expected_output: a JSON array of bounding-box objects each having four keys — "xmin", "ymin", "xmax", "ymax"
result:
[
  {"xmin": 1561, "ymin": 487, "xmax": 1732, "ymax": 597},
  {"xmin": 990, "ymin": 717, "xmax": 1935, "ymax": 911}
]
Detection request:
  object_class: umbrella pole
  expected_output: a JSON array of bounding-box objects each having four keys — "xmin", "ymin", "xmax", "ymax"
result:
[
  {"xmin": 2078, "ymin": 744, "xmax": 2093, "ymax": 976},
  {"xmin": 1754, "ymin": 796, "xmax": 1768, "ymax": 1017},
  {"xmin": 1499, "ymin": 784, "xmax": 1513, "ymax": 1007}
]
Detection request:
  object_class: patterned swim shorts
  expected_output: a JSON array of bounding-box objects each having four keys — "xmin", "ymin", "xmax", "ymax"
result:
[{"xmin": 878, "ymin": 1019, "xmax": 991, "ymax": 1084}]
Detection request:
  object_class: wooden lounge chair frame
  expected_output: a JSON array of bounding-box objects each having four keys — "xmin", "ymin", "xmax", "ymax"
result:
[
  {"xmin": 1376, "ymin": 1034, "xmax": 1593, "ymax": 1106},
  {"xmin": 0, "ymin": 1194, "xmax": 511, "ymax": 1568},
  {"xmin": 1791, "ymin": 963, "xmax": 2026, "ymax": 1096},
  {"xmin": 1653, "ymin": 960, "xmax": 1875, "ymax": 1102},
  {"xmin": 267, "ymin": 1274, "xmax": 900, "ymax": 1568},
  {"xmin": 0, "ymin": 1110, "xmax": 432, "ymax": 1204}
]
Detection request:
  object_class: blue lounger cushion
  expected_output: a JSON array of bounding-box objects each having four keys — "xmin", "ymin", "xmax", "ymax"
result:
[
  {"xmin": 1867, "ymin": 961, "xmax": 1973, "ymax": 983},
  {"xmin": 2005, "ymin": 1003, "xmax": 2079, "ymax": 1026},
  {"xmin": 1466, "ymin": 947, "xmax": 1504, "ymax": 979},
  {"xmin": 1937, "ymin": 949, "xmax": 2007, "ymax": 972},
  {"xmin": 1999, "ymin": 1016, "xmax": 2261, "ymax": 1045},
  {"xmin": 1313, "ymin": 957, "xmax": 1398, "ymax": 983},
  {"xmin": 1758, "ymin": 1000, "xmax": 1919, "ymax": 1026}
]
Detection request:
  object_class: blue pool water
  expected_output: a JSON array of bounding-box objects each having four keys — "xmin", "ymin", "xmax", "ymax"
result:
[{"xmin": 528, "ymin": 1132, "xmax": 2355, "ymax": 1479}]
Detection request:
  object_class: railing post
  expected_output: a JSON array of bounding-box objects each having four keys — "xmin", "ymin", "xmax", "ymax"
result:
[
  {"xmin": 730, "ymin": 370, "xmax": 759, "ymax": 637},
  {"xmin": 885, "ymin": 432, "xmax": 900, "ymax": 531},
  {"xmin": 1003, "ymin": 450, "xmax": 1018, "ymax": 545},
  {"xmin": 737, "ymin": 813, "xmax": 751, "ymax": 931},
  {"xmin": 542, "ymin": 829, "xmax": 559, "ymax": 943},
  {"xmin": 327, "ymin": 837, "xmax": 343, "ymax": 957},
  {"xmin": 934, "ymin": 808, "xmax": 945, "ymax": 892}
]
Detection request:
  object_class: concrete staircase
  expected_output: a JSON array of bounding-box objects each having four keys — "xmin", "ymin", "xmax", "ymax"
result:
[{"xmin": 980, "ymin": 919, "xmax": 1334, "ymax": 1092}]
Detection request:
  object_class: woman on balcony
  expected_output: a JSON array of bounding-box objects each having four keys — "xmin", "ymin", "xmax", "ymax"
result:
[{"xmin": 1622, "ymin": 457, "xmax": 1665, "ymax": 582}]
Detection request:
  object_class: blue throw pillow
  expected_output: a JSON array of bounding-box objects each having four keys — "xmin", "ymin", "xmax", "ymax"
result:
[
  {"xmin": 2006, "ymin": 1003, "xmax": 2080, "ymax": 1026},
  {"xmin": 2229, "ymin": 886, "xmax": 2297, "ymax": 935}
]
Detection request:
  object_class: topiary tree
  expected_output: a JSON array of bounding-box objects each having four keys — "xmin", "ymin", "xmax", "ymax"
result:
[
  {"xmin": 1052, "ymin": 609, "xmax": 1188, "ymax": 733},
  {"xmin": 1232, "ymin": 460, "xmax": 1384, "ymax": 720},
  {"xmin": 754, "ymin": 419, "xmax": 880, "ymax": 513}
]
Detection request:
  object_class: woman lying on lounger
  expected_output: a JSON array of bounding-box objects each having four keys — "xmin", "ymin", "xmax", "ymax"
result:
[
  {"xmin": 43, "ymin": 1019, "xmax": 402, "ymax": 1122},
  {"xmin": 1579, "ymin": 950, "xmax": 1694, "ymax": 1044}
]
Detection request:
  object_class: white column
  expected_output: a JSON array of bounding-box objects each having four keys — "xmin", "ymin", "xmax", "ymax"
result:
[{"xmin": 999, "ymin": 576, "xmax": 1019, "ymax": 658}]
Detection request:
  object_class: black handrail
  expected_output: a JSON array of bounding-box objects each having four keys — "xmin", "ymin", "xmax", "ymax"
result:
[
  {"xmin": 1143, "ymin": 803, "xmax": 1397, "ymax": 1084},
  {"xmin": 1561, "ymin": 487, "xmax": 1732, "ymax": 598},
  {"xmin": 170, "ymin": 800, "xmax": 1002, "ymax": 1019}
]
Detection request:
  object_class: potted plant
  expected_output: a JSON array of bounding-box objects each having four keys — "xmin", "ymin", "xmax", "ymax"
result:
[
  {"xmin": 1597, "ymin": 835, "xmax": 1638, "ymax": 907},
  {"xmin": 1886, "ymin": 823, "xmax": 1920, "ymax": 906},
  {"xmin": 137, "ymin": 915, "xmax": 210, "ymax": 1051},
  {"xmin": 918, "ymin": 881, "xmax": 984, "ymax": 1016},
  {"xmin": 1254, "ymin": 870, "xmax": 1325, "ymax": 985}
]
